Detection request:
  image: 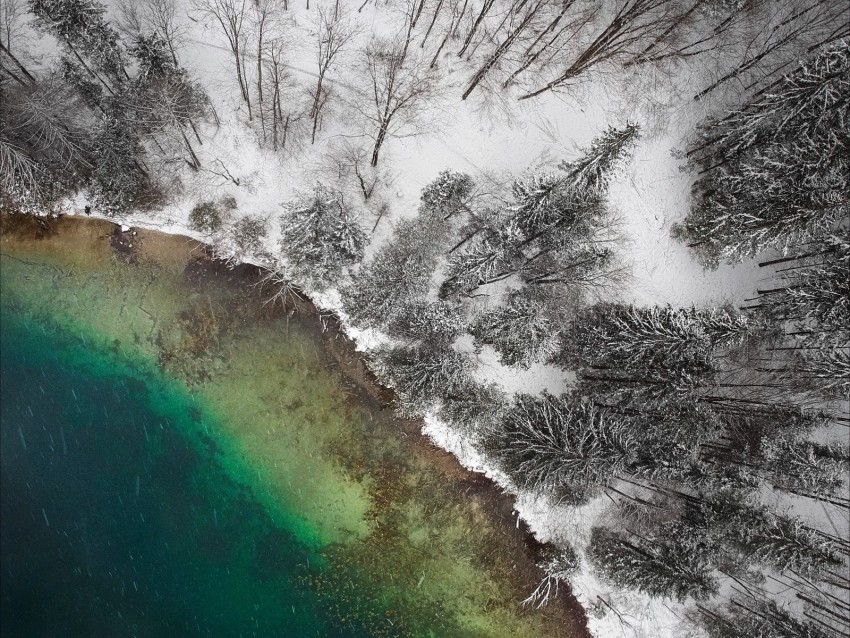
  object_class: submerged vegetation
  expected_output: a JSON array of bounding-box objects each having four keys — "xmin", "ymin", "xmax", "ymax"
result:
[{"xmin": 2, "ymin": 0, "xmax": 848, "ymax": 636}]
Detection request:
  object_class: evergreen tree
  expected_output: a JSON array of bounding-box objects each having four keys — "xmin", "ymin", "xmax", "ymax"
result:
[
  {"xmin": 89, "ymin": 114, "xmax": 149, "ymax": 216},
  {"xmin": 675, "ymin": 42, "xmax": 850, "ymax": 267},
  {"xmin": 703, "ymin": 494, "xmax": 846, "ymax": 577},
  {"xmin": 559, "ymin": 122, "xmax": 641, "ymax": 197},
  {"xmin": 437, "ymin": 379, "xmax": 507, "ymax": 437},
  {"xmin": 588, "ymin": 526, "xmax": 718, "ymax": 602},
  {"xmin": 280, "ymin": 184, "xmax": 366, "ymax": 287},
  {"xmin": 470, "ymin": 290, "xmax": 561, "ymax": 368},
  {"xmin": 0, "ymin": 73, "xmax": 91, "ymax": 207},
  {"xmin": 385, "ymin": 299, "xmax": 465, "ymax": 347},
  {"xmin": 374, "ymin": 344, "xmax": 474, "ymax": 415},
  {"xmin": 441, "ymin": 124, "xmax": 636, "ymax": 299},
  {"xmin": 419, "ymin": 169, "xmax": 474, "ymax": 219},
  {"xmin": 761, "ymin": 438, "xmax": 850, "ymax": 498},
  {"xmin": 343, "ymin": 171, "xmax": 469, "ymax": 327},
  {"xmin": 560, "ymin": 304, "xmax": 734, "ymax": 400},
  {"xmin": 754, "ymin": 232, "xmax": 849, "ymax": 350},
  {"xmin": 30, "ymin": 0, "xmax": 129, "ymax": 93},
  {"xmin": 439, "ymin": 216, "xmax": 522, "ymax": 297},
  {"xmin": 702, "ymin": 596, "xmax": 831, "ymax": 638},
  {"xmin": 490, "ymin": 395, "xmax": 634, "ymax": 499}
]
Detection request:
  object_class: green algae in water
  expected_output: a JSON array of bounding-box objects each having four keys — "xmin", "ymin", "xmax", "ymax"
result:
[
  {"xmin": 0, "ymin": 226, "xmax": 582, "ymax": 638},
  {"xmin": 0, "ymin": 309, "xmax": 331, "ymax": 637}
]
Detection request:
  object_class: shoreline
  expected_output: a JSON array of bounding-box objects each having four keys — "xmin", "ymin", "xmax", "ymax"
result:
[{"xmin": 1, "ymin": 211, "xmax": 592, "ymax": 637}]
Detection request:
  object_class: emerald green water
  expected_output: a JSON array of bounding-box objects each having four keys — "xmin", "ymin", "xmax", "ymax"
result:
[
  {"xmin": 1, "ymin": 310, "xmax": 327, "ymax": 636},
  {"xmin": 0, "ymin": 219, "xmax": 581, "ymax": 638}
]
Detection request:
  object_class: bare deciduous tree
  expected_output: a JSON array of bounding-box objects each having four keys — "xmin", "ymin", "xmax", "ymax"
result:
[
  {"xmin": 252, "ymin": 0, "xmax": 287, "ymax": 143},
  {"xmin": 361, "ymin": 35, "xmax": 435, "ymax": 166},
  {"xmin": 519, "ymin": 0, "xmax": 679, "ymax": 100},
  {"xmin": 1, "ymin": 0, "xmax": 25, "ymax": 52},
  {"xmin": 116, "ymin": 0, "xmax": 187, "ymax": 67},
  {"xmin": 309, "ymin": 2, "xmax": 357, "ymax": 144},
  {"xmin": 264, "ymin": 36, "xmax": 303, "ymax": 153},
  {"xmin": 461, "ymin": 0, "xmax": 548, "ymax": 99},
  {"xmin": 693, "ymin": 0, "xmax": 849, "ymax": 101},
  {"xmin": 192, "ymin": 0, "xmax": 252, "ymax": 114}
]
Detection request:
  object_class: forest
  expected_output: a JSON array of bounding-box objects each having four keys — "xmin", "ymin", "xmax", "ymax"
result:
[{"xmin": 1, "ymin": 0, "xmax": 848, "ymax": 636}]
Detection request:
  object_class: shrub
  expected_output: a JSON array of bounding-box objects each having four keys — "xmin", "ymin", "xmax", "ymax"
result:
[{"xmin": 189, "ymin": 201, "xmax": 223, "ymax": 233}]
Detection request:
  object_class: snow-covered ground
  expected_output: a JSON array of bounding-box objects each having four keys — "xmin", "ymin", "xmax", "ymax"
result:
[{"xmin": 14, "ymin": 2, "xmax": 844, "ymax": 636}]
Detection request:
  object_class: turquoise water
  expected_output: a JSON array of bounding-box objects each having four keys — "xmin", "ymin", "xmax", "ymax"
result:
[
  {"xmin": 0, "ymin": 309, "xmax": 351, "ymax": 637},
  {"xmin": 0, "ymin": 223, "xmax": 582, "ymax": 638}
]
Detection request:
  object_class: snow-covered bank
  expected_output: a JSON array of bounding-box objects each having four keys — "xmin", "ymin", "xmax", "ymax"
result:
[{"xmin": 18, "ymin": 1, "xmax": 842, "ymax": 635}]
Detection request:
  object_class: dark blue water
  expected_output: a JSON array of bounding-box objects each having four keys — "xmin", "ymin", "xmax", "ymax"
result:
[{"xmin": 0, "ymin": 309, "xmax": 344, "ymax": 637}]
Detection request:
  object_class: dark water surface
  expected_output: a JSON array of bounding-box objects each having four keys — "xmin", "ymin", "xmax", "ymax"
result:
[
  {"xmin": 1, "ymin": 308, "xmax": 331, "ymax": 637},
  {"xmin": 0, "ymin": 218, "xmax": 582, "ymax": 638}
]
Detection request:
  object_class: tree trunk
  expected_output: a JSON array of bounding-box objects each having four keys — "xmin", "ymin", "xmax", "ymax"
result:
[
  {"xmin": 257, "ymin": 20, "xmax": 266, "ymax": 142},
  {"xmin": 370, "ymin": 122, "xmax": 388, "ymax": 166},
  {"xmin": 461, "ymin": 0, "xmax": 540, "ymax": 100},
  {"xmin": 457, "ymin": 0, "xmax": 494, "ymax": 57},
  {"xmin": 0, "ymin": 42, "xmax": 35, "ymax": 84}
]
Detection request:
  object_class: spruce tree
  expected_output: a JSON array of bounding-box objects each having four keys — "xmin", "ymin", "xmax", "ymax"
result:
[
  {"xmin": 588, "ymin": 526, "xmax": 718, "ymax": 602},
  {"xmin": 470, "ymin": 290, "xmax": 561, "ymax": 368},
  {"xmin": 675, "ymin": 42, "xmax": 850, "ymax": 267},
  {"xmin": 490, "ymin": 395, "xmax": 634, "ymax": 499},
  {"xmin": 280, "ymin": 184, "xmax": 366, "ymax": 287}
]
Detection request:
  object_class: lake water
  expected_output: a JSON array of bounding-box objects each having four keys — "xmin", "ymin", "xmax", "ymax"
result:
[{"xmin": 0, "ymin": 217, "xmax": 582, "ymax": 637}]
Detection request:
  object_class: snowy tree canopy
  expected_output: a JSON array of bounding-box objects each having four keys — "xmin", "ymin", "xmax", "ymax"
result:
[
  {"xmin": 470, "ymin": 290, "xmax": 561, "ymax": 369},
  {"xmin": 280, "ymin": 184, "xmax": 366, "ymax": 287},
  {"xmin": 587, "ymin": 526, "xmax": 719, "ymax": 603},
  {"xmin": 676, "ymin": 41, "xmax": 850, "ymax": 267}
]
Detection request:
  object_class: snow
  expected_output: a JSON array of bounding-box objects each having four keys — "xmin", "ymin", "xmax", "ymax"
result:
[{"xmin": 16, "ymin": 2, "xmax": 839, "ymax": 636}]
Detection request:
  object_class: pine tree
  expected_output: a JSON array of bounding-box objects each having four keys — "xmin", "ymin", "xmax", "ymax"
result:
[
  {"xmin": 437, "ymin": 379, "xmax": 508, "ymax": 437},
  {"xmin": 706, "ymin": 495, "xmax": 845, "ymax": 577},
  {"xmin": 490, "ymin": 395, "xmax": 634, "ymax": 499},
  {"xmin": 441, "ymin": 125, "xmax": 635, "ymax": 299},
  {"xmin": 560, "ymin": 304, "xmax": 729, "ymax": 400},
  {"xmin": 761, "ymin": 438, "xmax": 850, "ymax": 498},
  {"xmin": 374, "ymin": 344, "xmax": 474, "ymax": 415},
  {"xmin": 343, "ymin": 213, "xmax": 452, "ymax": 328},
  {"xmin": 280, "ymin": 184, "xmax": 366, "ymax": 287},
  {"xmin": 385, "ymin": 299, "xmax": 465, "ymax": 346},
  {"xmin": 419, "ymin": 169, "xmax": 474, "ymax": 219},
  {"xmin": 702, "ymin": 596, "xmax": 831, "ymax": 638},
  {"xmin": 560, "ymin": 122, "xmax": 641, "ymax": 197},
  {"xmin": 588, "ymin": 526, "xmax": 718, "ymax": 602},
  {"xmin": 89, "ymin": 115, "xmax": 148, "ymax": 216},
  {"xmin": 470, "ymin": 290, "xmax": 561, "ymax": 368},
  {"xmin": 30, "ymin": 0, "xmax": 130, "ymax": 93},
  {"xmin": 675, "ymin": 42, "xmax": 850, "ymax": 268},
  {"xmin": 439, "ymin": 217, "xmax": 522, "ymax": 297}
]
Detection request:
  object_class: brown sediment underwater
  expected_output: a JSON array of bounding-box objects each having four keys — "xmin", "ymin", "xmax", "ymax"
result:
[{"xmin": 1, "ymin": 212, "xmax": 590, "ymax": 638}]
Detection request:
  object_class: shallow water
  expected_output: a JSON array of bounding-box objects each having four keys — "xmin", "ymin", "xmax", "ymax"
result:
[{"xmin": 0, "ymin": 218, "xmax": 581, "ymax": 637}]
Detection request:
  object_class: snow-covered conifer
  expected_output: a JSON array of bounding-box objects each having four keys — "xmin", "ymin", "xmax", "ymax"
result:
[
  {"xmin": 761, "ymin": 438, "xmax": 850, "ymax": 499},
  {"xmin": 89, "ymin": 115, "xmax": 149, "ymax": 216},
  {"xmin": 588, "ymin": 526, "xmax": 718, "ymax": 602},
  {"xmin": 385, "ymin": 299, "xmax": 464, "ymax": 346},
  {"xmin": 560, "ymin": 122, "xmax": 641, "ymax": 197},
  {"xmin": 280, "ymin": 184, "xmax": 366, "ymax": 287},
  {"xmin": 419, "ymin": 169, "xmax": 474, "ymax": 220},
  {"xmin": 374, "ymin": 344, "xmax": 474, "ymax": 415},
  {"xmin": 470, "ymin": 290, "xmax": 560, "ymax": 368},
  {"xmin": 676, "ymin": 42, "xmax": 850, "ymax": 267},
  {"xmin": 702, "ymin": 595, "xmax": 832, "ymax": 638},
  {"xmin": 490, "ymin": 395, "xmax": 634, "ymax": 500},
  {"xmin": 343, "ymin": 213, "xmax": 451, "ymax": 327},
  {"xmin": 30, "ymin": 0, "xmax": 129, "ymax": 91}
]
